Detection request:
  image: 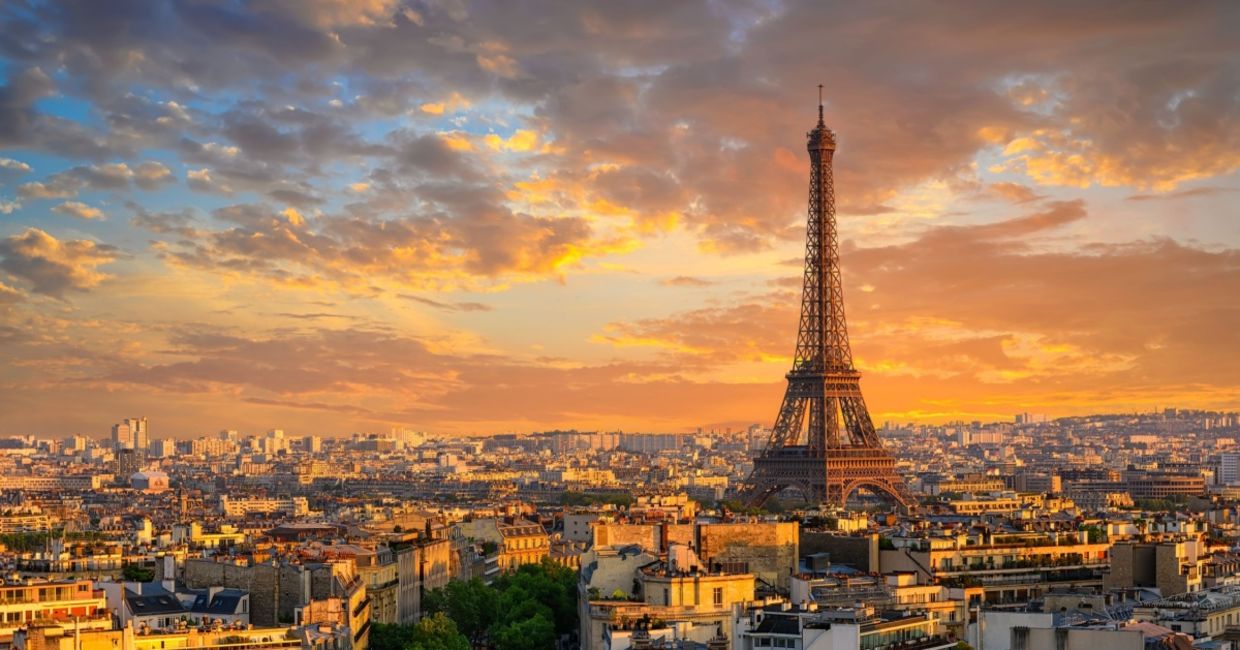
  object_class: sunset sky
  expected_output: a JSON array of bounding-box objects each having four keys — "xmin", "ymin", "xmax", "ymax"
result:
[{"xmin": 1, "ymin": 1, "xmax": 1238, "ymax": 438}]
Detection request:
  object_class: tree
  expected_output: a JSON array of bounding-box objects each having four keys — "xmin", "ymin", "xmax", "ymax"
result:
[
  {"xmin": 368, "ymin": 623, "xmax": 416, "ymax": 650},
  {"xmin": 423, "ymin": 559, "xmax": 579, "ymax": 648},
  {"xmin": 407, "ymin": 613, "xmax": 469, "ymax": 650},
  {"xmin": 122, "ymin": 563, "xmax": 155, "ymax": 582},
  {"xmin": 0, "ymin": 532, "xmax": 51, "ymax": 553},
  {"xmin": 491, "ymin": 614, "xmax": 555, "ymax": 650},
  {"xmin": 422, "ymin": 579, "xmax": 497, "ymax": 645},
  {"xmin": 495, "ymin": 560, "xmax": 578, "ymax": 635},
  {"xmin": 369, "ymin": 616, "xmax": 468, "ymax": 650},
  {"xmin": 1081, "ymin": 524, "xmax": 1104, "ymax": 544},
  {"xmin": 559, "ymin": 491, "xmax": 633, "ymax": 507}
]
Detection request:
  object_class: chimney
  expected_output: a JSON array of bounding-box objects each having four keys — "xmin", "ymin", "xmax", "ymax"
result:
[{"xmin": 161, "ymin": 555, "xmax": 177, "ymax": 593}]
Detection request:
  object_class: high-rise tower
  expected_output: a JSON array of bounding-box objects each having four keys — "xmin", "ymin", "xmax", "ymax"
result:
[{"xmin": 744, "ymin": 88, "xmax": 915, "ymax": 510}]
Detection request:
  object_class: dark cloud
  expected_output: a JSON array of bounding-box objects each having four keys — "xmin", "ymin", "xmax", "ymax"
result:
[
  {"xmin": 128, "ymin": 205, "xmax": 201, "ymax": 237},
  {"xmin": 18, "ymin": 161, "xmax": 174, "ymax": 198},
  {"xmin": 0, "ymin": 67, "xmax": 55, "ymax": 146},
  {"xmin": 4, "ymin": 0, "xmax": 1236, "ymax": 253}
]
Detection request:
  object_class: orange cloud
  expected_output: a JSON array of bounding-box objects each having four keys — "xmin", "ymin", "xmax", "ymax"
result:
[{"xmin": 0, "ymin": 228, "xmax": 117, "ymax": 297}]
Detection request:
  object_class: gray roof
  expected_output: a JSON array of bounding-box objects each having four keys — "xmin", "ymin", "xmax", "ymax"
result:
[{"xmin": 190, "ymin": 588, "xmax": 247, "ymax": 615}]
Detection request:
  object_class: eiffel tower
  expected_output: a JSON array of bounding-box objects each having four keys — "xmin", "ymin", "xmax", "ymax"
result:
[{"xmin": 745, "ymin": 87, "xmax": 915, "ymax": 511}]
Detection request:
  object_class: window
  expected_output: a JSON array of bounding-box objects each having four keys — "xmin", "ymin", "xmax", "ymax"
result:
[
  {"xmin": 713, "ymin": 587, "xmax": 723, "ymax": 606},
  {"xmin": 664, "ymin": 589, "xmax": 669, "ymax": 606}
]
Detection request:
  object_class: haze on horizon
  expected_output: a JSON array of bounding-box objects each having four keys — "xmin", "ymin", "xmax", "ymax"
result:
[{"xmin": 0, "ymin": 0, "xmax": 1237, "ymax": 438}]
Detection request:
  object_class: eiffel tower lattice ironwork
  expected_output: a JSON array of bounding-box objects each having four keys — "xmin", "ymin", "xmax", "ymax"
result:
[{"xmin": 744, "ymin": 87, "xmax": 915, "ymax": 510}]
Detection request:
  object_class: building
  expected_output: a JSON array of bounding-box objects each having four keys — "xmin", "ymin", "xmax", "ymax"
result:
[
  {"xmin": 0, "ymin": 475, "xmax": 105, "ymax": 491},
  {"xmin": 111, "ymin": 418, "xmax": 148, "ymax": 451},
  {"xmin": 1133, "ymin": 584, "xmax": 1240, "ymax": 638},
  {"xmin": 564, "ymin": 512, "xmax": 601, "ymax": 544},
  {"xmin": 220, "ymin": 496, "xmax": 310, "ymax": 518},
  {"xmin": 305, "ymin": 562, "xmax": 370, "ymax": 650},
  {"xmin": 459, "ymin": 518, "xmax": 550, "ymax": 572},
  {"xmin": 498, "ymin": 519, "xmax": 549, "ymax": 571},
  {"xmin": 925, "ymin": 474, "xmax": 1006, "ymax": 496},
  {"xmin": 881, "ymin": 531, "xmax": 1110, "ymax": 606},
  {"xmin": 131, "ymin": 470, "xmax": 170, "ymax": 492},
  {"xmin": 0, "ymin": 508, "xmax": 53, "ymax": 533},
  {"xmin": 1220, "ymin": 453, "xmax": 1240, "ymax": 485},
  {"xmin": 331, "ymin": 545, "xmax": 399, "ymax": 625},
  {"xmin": 13, "ymin": 622, "xmax": 347, "ymax": 650},
  {"xmin": 790, "ymin": 572, "xmax": 978, "ymax": 639},
  {"xmin": 0, "ymin": 579, "xmax": 111, "ymax": 645},
  {"xmin": 148, "ymin": 439, "xmax": 176, "ymax": 458},
  {"xmin": 697, "ymin": 522, "xmax": 799, "ymax": 591},
  {"xmin": 968, "ymin": 611, "xmax": 1142, "ymax": 650},
  {"xmin": 100, "ymin": 581, "xmax": 251, "ymax": 631},
  {"xmin": 580, "ymin": 545, "xmax": 755, "ymax": 650},
  {"xmin": 111, "ymin": 422, "xmax": 131, "ymax": 450},
  {"xmin": 736, "ymin": 603, "xmax": 955, "ymax": 650},
  {"xmin": 1105, "ymin": 536, "xmax": 1209, "ymax": 596},
  {"xmin": 115, "ymin": 449, "xmax": 143, "ymax": 483}
]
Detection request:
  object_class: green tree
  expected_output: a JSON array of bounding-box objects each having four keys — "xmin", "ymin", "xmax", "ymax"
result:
[
  {"xmin": 422, "ymin": 559, "xmax": 579, "ymax": 647},
  {"xmin": 369, "ymin": 623, "xmax": 417, "ymax": 650},
  {"xmin": 0, "ymin": 532, "xmax": 51, "ymax": 553},
  {"xmin": 422, "ymin": 579, "xmax": 497, "ymax": 645},
  {"xmin": 122, "ymin": 563, "xmax": 155, "ymax": 582},
  {"xmin": 491, "ymin": 614, "xmax": 555, "ymax": 650},
  {"xmin": 494, "ymin": 560, "xmax": 577, "ymax": 635},
  {"xmin": 559, "ymin": 491, "xmax": 633, "ymax": 507},
  {"xmin": 368, "ymin": 615, "xmax": 468, "ymax": 650},
  {"xmin": 408, "ymin": 613, "xmax": 469, "ymax": 650},
  {"xmin": 1081, "ymin": 524, "xmax": 1104, "ymax": 543}
]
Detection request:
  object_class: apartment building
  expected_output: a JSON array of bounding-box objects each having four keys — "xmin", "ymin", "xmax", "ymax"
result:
[
  {"xmin": 881, "ymin": 531, "xmax": 1110, "ymax": 605},
  {"xmin": 0, "ymin": 579, "xmax": 111, "ymax": 645}
]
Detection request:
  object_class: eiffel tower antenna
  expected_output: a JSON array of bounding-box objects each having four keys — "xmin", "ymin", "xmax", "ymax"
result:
[
  {"xmin": 743, "ymin": 87, "xmax": 915, "ymax": 511},
  {"xmin": 818, "ymin": 84, "xmax": 824, "ymax": 125}
]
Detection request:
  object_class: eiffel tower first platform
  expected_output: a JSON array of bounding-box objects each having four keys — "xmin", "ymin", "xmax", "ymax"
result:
[{"xmin": 744, "ymin": 88, "xmax": 916, "ymax": 511}]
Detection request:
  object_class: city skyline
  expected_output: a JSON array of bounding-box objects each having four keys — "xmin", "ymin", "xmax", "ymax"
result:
[{"xmin": 1, "ymin": 1, "xmax": 1238, "ymax": 436}]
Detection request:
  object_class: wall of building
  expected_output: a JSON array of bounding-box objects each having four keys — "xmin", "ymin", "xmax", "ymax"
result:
[
  {"xmin": 594, "ymin": 523, "xmax": 660, "ymax": 551},
  {"xmin": 580, "ymin": 548, "xmax": 658, "ymax": 599},
  {"xmin": 1017, "ymin": 627, "xmax": 1143, "ymax": 650},
  {"xmin": 182, "ymin": 560, "xmax": 285, "ymax": 626},
  {"xmin": 642, "ymin": 573, "xmax": 754, "ymax": 608},
  {"xmin": 696, "ymin": 522, "xmax": 798, "ymax": 590},
  {"xmin": 801, "ymin": 533, "xmax": 879, "ymax": 573}
]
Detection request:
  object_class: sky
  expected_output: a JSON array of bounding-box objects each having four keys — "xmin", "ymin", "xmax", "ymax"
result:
[{"xmin": 0, "ymin": 0, "xmax": 1238, "ymax": 439}]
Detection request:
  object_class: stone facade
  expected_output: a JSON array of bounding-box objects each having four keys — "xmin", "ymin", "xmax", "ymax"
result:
[{"xmin": 696, "ymin": 522, "xmax": 799, "ymax": 590}]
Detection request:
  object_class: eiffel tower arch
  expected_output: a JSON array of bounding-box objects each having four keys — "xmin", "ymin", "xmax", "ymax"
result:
[{"xmin": 744, "ymin": 88, "xmax": 916, "ymax": 512}]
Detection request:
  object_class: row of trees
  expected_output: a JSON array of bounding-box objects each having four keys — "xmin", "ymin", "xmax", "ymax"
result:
[
  {"xmin": 370, "ymin": 614, "xmax": 469, "ymax": 650},
  {"xmin": 371, "ymin": 559, "xmax": 578, "ymax": 650}
]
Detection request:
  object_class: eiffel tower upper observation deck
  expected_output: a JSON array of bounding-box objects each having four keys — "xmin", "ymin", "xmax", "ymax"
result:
[{"xmin": 744, "ymin": 87, "xmax": 915, "ymax": 511}]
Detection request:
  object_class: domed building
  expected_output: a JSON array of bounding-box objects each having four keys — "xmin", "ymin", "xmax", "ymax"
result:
[{"xmin": 131, "ymin": 470, "xmax": 171, "ymax": 492}]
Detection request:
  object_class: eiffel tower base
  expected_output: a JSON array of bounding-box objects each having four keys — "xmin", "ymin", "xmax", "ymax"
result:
[{"xmin": 747, "ymin": 446, "xmax": 915, "ymax": 512}]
